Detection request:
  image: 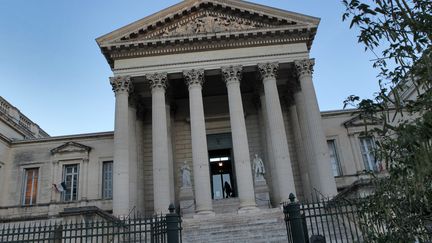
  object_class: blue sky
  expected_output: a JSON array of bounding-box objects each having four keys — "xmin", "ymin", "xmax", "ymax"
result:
[{"xmin": 0, "ymin": 0, "xmax": 379, "ymax": 136}]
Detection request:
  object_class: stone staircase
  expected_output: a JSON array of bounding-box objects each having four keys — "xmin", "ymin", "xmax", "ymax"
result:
[{"xmin": 182, "ymin": 208, "xmax": 288, "ymax": 243}]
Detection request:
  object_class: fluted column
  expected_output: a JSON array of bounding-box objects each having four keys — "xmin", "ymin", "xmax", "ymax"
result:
[
  {"xmin": 128, "ymin": 95, "xmax": 138, "ymax": 210},
  {"xmin": 222, "ymin": 65, "xmax": 257, "ymax": 210},
  {"xmin": 258, "ymin": 63, "xmax": 296, "ymax": 202},
  {"xmin": 288, "ymin": 104, "xmax": 311, "ymax": 199},
  {"xmin": 183, "ymin": 69, "xmax": 213, "ymax": 214},
  {"xmin": 147, "ymin": 72, "xmax": 171, "ymax": 213},
  {"xmin": 110, "ymin": 76, "xmax": 132, "ymax": 216},
  {"xmin": 294, "ymin": 59, "xmax": 337, "ymax": 197}
]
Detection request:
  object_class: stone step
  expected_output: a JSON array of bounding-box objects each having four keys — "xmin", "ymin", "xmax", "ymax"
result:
[
  {"xmin": 182, "ymin": 208, "xmax": 288, "ymax": 243},
  {"xmin": 212, "ymin": 198, "xmax": 240, "ymax": 214}
]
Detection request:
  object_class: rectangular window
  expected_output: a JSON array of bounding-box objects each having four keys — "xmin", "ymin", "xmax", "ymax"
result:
[
  {"xmin": 63, "ymin": 164, "xmax": 79, "ymax": 201},
  {"xmin": 327, "ymin": 140, "xmax": 342, "ymax": 176},
  {"xmin": 102, "ymin": 161, "xmax": 113, "ymax": 199},
  {"xmin": 359, "ymin": 137, "xmax": 378, "ymax": 171},
  {"xmin": 23, "ymin": 168, "xmax": 39, "ymax": 205}
]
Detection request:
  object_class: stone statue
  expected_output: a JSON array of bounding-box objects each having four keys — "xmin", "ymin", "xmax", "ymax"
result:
[
  {"xmin": 253, "ymin": 154, "xmax": 266, "ymax": 181},
  {"xmin": 180, "ymin": 161, "xmax": 192, "ymax": 188}
]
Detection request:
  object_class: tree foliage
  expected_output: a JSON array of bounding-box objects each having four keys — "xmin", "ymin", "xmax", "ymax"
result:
[{"xmin": 342, "ymin": 0, "xmax": 431, "ymax": 241}]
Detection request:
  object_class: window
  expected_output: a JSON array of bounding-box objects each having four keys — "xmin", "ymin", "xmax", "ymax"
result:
[
  {"xmin": 327, "ymin": 140, "xmax": 342, "ymax": 176},
  {"xmin": 102, "ymin": 161, "xmax": 113, "ymax": 199},
  {"xmin": 22, "ymin": 168, "xmax": 39, "ymax": 205},
  {"xmin": 63, "ymin": 164, "xmax": 79, "ymax": 201},
  {"xmin": 359, "ymin": 137, "xmax": 378, "ymax": 171}
]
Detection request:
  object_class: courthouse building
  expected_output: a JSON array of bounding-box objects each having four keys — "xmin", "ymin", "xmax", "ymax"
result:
[{"xmin": 0, "ymin": 0, "xmax": 382, "ymax": 221}]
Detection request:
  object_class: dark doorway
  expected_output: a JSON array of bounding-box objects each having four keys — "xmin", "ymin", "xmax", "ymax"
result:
[{"xmin": 208, "ymin": 149, "xmax": 236, "ymax": 199}]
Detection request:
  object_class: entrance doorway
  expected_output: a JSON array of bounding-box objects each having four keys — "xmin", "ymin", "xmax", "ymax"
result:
[
  {"xmin": 207, "ymin": 133, "xmax": 237, "ymax": 200},
  {"xmin": 209, "ymin": 149, "xmax": 236, "ymax": 199}
]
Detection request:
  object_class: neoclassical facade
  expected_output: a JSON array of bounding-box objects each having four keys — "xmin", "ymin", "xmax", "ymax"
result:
[
  {"xmin": 0, "ymin": 0, "xmax": 386, "ymax": 221},
  {"xmin": 96, "ymin": 0, "xmax": 337, "ymax": 216}
]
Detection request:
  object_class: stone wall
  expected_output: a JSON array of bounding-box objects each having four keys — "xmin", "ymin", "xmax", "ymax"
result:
[{"xmin": 0, "ymin": 133, "xmax": 114, "ymax": 219}]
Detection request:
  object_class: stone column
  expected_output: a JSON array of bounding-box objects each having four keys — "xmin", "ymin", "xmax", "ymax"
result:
[
  {"xmin": 183, "ymin": 69, "xmax": 213, "ymax": 214},
  {"xmin": 221, "ymin": 65, "xmax": 257, "ymax": 211},
  {"xmin": 147, "ymin": 72, "xmax": 171, "ymax": 213},
  {"xmin": 110, "ymin": 76, "xmax": 132, "ymax": 216},
  {"xmin": 294, "ymin": 59, "xmax": 337, "ymax": 197},
  {"xmin": 258, "ymin": 63, "xmax": 296, "ymax": 202},
  {"xmin": 288, "ymin": 105, "xmax": 311, "ymax": 199},
  {"xmin": 128, "ymin": 95, "xmax": 138, "ymax": 210}
]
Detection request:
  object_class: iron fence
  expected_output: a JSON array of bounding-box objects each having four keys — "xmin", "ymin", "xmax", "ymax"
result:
[
  {"xmin": 0, "ymin": 204, "xmax": 182, "ymax": 243},
  {"xmin": 284, "ymin": 193, "xmax": 432, "ymax": 243},
  {"xmin": 284, "ymin": 194, "xmax": 364, "ymax": 243}
]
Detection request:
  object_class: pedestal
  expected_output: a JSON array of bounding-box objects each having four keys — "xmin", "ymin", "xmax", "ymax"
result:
[
  {"xmin": 179, "ymin": 186, "xmax": 195, "ymax": 216},
  {"xmin": 254, "ymin": 179, "xmax": 270, "ymax": 208}
]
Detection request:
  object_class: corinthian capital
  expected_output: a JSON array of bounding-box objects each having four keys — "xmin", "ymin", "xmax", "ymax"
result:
[
  {"xmin": 221, "ymin": 65, "xmax": 242, "ymax": 85},
  {"xmin": 294, "ymin": 59, "xmax": 315, "ymax": 77},
  {"xmin": 258, "ymin": 62, "xmax": 279, "ymax": 80},
  {"xmin": 110, "ymin": 76, "xmax": 132, "ymax": 94},
  {"xmin": 147, "ymin": 72, "xmax": 168, "ymax": 90},
  {"xmin": 183, "ymin": 69, "xmax": 205, "ymax": 88}
]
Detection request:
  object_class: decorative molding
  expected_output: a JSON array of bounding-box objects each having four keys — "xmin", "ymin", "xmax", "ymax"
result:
[
  {"xmin": 109, "ymin": 35, "xmax": 310, "ymax": 61},
  {"xmin": 51, "ymin": 142, "xmax": 92, "ymax": 155},
  {"xmin": 146, "ymin": 72, "xmax": 168, "ymax": 90},
  {"xmin": 144, "ymin": 10, "xmax": 271, "ymax": 40},
  {"xmin": 183, "ymin": 69, "xmax": 205, "ymax": 88},
  {"xmin": 258, "ymin": 62, "xmax": 279, "ymax": 80},
  {"xmin": 109, "ymin": 76, "xmax": 132, "ymax": 93},
  {"xmin": 294, "ymin": 59, "xmax": 315, "ymax": 77},
  {"xmin": 221, "ymin": 65, "xmax": 243, "ymax": 85},
  {"xmin": 114, "ymin": 51, "xmax": 301, "ymax": 72}
]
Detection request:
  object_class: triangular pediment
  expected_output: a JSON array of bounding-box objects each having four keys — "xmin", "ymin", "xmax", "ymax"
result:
[
  {"xmin": 51, "ymin": 142, "xmax": 92, "ymax": 155},
  {"xmin": 343, "ymin": 114, "xmax": 382, "ymax": 128},
  {"xmin": 132, "ymin": 10, "xmax": 275, "ymax": 41},
  {"xmin": 97, "ymin": 0, "xmax": 319, "ymax": 46},
  {"xmin": 96, "ymin": 0, "xmax": 320, "ymax": 68}
]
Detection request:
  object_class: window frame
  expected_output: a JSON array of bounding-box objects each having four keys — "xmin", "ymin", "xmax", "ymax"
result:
[
  {"xmin": 327, "ymin": 139, "xmax": 343, "ymax": 177},
  {"xmin": 102, "ymin": 161, "xmax": 113, "ymax": 199},
  {"xmin": 22, "ymin": 167, "xmax": 39, "ymax": 206},
  {"xmin": 359, "ymin": 136, "xmax": 378, "ymax": 171},
  {"xmin": 62, "ymin": 164, "xmax": 80, "ymax": 202}
]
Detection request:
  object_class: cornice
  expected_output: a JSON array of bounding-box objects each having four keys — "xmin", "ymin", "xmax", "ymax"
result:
[
  {"xmin": 10, "ymin": 131, "xmax": 114, "ymax": 145},
  {"xmin": 96, "ymin": 0, "xmax": 319, "ymax": 45}
]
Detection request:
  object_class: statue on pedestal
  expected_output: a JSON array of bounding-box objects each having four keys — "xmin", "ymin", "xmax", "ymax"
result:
[
  {"xmin": 180, "ymin": 161, "xmax": 192, "ymax": 188},
  {"xmin": 253, "ymin": 154, "xmax": 266, "ymax": 181}
]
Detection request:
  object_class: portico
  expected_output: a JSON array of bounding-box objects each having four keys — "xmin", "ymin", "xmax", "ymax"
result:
[{"xmin": 97, "ymin": 0, "xmax": 337, "ymax": 216}]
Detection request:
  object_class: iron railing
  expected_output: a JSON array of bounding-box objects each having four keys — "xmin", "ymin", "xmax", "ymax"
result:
[
  {"xmin": 284, "ymin": 194, "xmax": 363, "ymax": 243},
  {"xmin": 0, "ymin": 204, "xmax": 182, "ymax": 243}
]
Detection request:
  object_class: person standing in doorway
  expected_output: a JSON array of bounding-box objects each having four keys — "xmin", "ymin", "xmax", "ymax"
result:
[{"xmin": 224, "ymin": 181, "xmax": 232, "ymax": 198}]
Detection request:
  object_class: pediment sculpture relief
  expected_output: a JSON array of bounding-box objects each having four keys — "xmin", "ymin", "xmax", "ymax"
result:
[{"xmin": 147, "ymin": 11, "xmax": 271, "ymax": 39}]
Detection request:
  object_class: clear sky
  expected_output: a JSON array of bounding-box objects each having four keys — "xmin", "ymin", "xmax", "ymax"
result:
[{"xmin": 0, "ymin": 0, "xmax": 379, "ymax": 136}]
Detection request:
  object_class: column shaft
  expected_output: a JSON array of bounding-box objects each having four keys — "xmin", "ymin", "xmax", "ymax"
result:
[
  {"xmin": 128, "ymin": 100, "xmax": 138, "ymax": 210},
  {"xmin": 294, "ymin": 59, "xmax": 337, "ymax": 197},
  {"xmin": 184, "ymin": 69, "xmax": 213, "ymax": 214},
  {"xmin": 288, "ymin": 105, "xmax": 311, "ymax": 199},
  {"xmin": 259, "ymin": 93, "xmax": 279, "ymax": 202},
  {"xmin": 258, "ymin": 63, "xmax": 296, "ymax": 202},
  {"xmin": 110, "ymin": 76, "xmax": 132, "ymax": 216},
  {"xmin": 148, "ymin": 73, "xmax": 171, "ymax": 213},
  {"xmin": 222, "ymin": 66, "xmax": 256, "ymax": 210}
]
